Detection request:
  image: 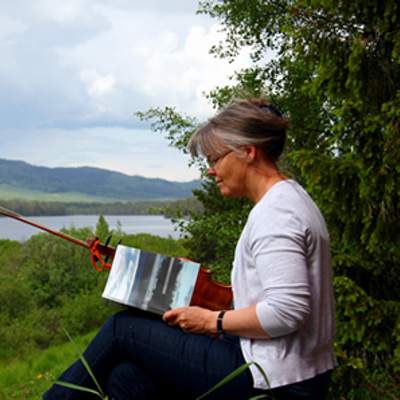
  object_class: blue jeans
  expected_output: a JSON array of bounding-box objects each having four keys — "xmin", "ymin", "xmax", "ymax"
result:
[{"xmin": 43, "ymin": 309, "xmax": 331, "ymax": 399}]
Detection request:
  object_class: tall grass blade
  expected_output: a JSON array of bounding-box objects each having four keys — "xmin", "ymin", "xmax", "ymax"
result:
[
  {"xmin": 252, "ymin": 362, "xmax": 273, "ymax": 392},
  {"xmin": 53, "ymin": 381, "xmax": 105, "ymax": 398},
  {"xmin": 196, "ymin": 362, "xmax": 251, "ymax": 400},
  {"xmin": 59, "ymin": 325, "xmax": 105, "ymax": 398},
  {"xmin": 196, "ymin": 361, "xmax": 274, "ymax": 400}
]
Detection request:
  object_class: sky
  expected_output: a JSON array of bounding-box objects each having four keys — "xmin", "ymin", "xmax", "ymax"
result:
[{"xmin": 0, "ymin": 0, "xmax": 253, "ymax": 182}]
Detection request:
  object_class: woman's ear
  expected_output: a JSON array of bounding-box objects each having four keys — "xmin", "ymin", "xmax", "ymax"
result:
[{"xmin": 243, "ymin": 145, "xmax": 257, "ymax": 163}]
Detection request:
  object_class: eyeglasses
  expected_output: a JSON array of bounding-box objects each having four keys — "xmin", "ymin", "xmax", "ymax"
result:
[{"xmin": 207, "ymin": 149, "xmax": 233, "ymax": 168}]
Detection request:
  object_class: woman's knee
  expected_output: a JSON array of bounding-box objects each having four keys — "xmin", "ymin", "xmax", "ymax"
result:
[{"xmin": 107, "ymin": 362, "xmax": 161, "ymax": 400}]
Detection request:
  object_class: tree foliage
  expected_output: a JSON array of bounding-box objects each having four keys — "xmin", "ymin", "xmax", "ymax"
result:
[
  {"xmin": 0, "ymin": 197, "xmax": 204, "ymax": 220},
  {"xmin": 140, "ymin": 0, "xmax": 400, "ymax": 397},
  {"xmin": 0, "ymin": 220, "xmax": 188, "ymax": 363}
]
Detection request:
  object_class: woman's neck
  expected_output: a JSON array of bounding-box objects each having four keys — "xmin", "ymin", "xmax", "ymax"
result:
[{"xmin": 246, "ymin": 164, "xmax": 287, "ymax": 204}]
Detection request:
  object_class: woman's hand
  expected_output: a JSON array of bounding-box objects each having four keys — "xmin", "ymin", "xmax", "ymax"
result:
[
  {"xmin": 164, "ymin": 305, "xmax": 272, "ymax": 338},
  {"xmin": 163, "ymin": 306, "xmax": 219, "ymax": 334}
]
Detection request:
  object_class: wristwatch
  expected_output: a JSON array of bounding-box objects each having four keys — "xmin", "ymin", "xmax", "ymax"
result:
[{"xmin": 217, "ymin": 310, "xmax": 226, "ymax": 334}]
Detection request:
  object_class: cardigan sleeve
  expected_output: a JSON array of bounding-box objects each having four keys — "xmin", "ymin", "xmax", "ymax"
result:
[{"xmin": 249, "ymin": 198, "xmax": 312, "ymax": 337}]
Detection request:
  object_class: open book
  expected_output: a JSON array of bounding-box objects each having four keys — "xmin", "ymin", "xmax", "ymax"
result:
[{"xmin": 102, "ymin": 245, "xmax": 201, "ymax": 315}]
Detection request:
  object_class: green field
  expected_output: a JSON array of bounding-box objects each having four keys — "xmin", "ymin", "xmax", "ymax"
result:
[
  {"xmin": 0, "ymin": 184, "xmax": 125, "ymax": 203},
  {"xmin": 0, "ymin": 330, "xmax": 99, "ymax": 399}
]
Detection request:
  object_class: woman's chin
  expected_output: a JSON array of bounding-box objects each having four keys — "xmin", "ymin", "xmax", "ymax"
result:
[
  {"xmin": 219, "ymin": 187, "xmax": 229, "ymax": 197},
  {"xmin": 219, "ymin": 187, "xmax": 235, "ymax": 198},
  {"xmin": 217, "ymin": 182, "xmax": 242, "ymax": 198}
]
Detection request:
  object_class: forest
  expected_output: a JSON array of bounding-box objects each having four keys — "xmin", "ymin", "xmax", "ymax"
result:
[{"xmin": 0, "ymin": 196, "xmax": 203, "ymax": 217}]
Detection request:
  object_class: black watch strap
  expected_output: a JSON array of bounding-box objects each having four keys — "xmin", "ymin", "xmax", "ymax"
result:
[{"xmin": 217, "ymin": 310, "xmax": 227, "ymax": 334}]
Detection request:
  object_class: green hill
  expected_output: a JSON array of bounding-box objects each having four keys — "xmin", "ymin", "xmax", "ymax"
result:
[{"xmin": 0, "ymin": 159, "xmax": 201, "ymax": 202}]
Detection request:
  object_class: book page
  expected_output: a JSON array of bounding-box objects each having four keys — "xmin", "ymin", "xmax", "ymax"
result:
[{"xmin": 102, "ymin": 245, "xmax": 200, "ymax": 315}]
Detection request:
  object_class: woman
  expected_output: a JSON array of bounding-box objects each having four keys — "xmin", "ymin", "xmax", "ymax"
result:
[{"xmin": 43, "ymin": 98, "xmax": 337, "ymax": 400}]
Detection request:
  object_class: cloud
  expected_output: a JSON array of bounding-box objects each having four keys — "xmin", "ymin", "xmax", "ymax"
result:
[{"xmin": 0, "ymin": 0, "xmax": 254, "ymax": 181}]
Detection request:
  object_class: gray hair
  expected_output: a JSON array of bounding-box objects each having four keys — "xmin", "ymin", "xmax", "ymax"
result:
[{"xmin": 188, "ymin": 98, "xmax": 290, "ymax": 165}]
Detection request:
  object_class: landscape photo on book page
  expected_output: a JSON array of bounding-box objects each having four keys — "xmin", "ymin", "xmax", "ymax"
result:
[{"xmin": 102, "ymin": 245, "xmax": 200, "ymax": 315}]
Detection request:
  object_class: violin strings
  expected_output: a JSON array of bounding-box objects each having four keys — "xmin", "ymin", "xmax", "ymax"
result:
[{"xmin": 0, "ymin": 204, "xmax": 21, "ymax": 217}]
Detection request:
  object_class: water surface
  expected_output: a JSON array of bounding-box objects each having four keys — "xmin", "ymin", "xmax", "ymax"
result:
[{"xmin": 0, "ymin": 215, "xmax": 181, "ymax": 242}]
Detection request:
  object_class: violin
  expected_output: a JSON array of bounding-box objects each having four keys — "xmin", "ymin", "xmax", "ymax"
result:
[{"xmin": 0, "ymin": 209, "xmax": 233, "ymax": 312}]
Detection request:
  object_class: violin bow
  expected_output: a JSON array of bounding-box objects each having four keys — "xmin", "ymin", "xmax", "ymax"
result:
[{"xmin": 0, "ymin": 206, "xmax": 113, "ymax": 271}]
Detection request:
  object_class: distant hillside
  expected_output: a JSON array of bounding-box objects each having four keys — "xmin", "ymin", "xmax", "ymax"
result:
[{"xmin": 0, "ymin": 159, "xmax": 202, "ymax": 202}]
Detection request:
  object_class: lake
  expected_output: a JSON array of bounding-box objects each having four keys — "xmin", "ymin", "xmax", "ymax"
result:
[{"xmin": 0, "ymin": 215, "xmax": 183, "ymax": 242}]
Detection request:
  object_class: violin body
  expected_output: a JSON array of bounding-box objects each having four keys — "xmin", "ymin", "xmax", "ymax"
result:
[{"xmin": 191, "ymin": 266, "xmax": 232, "ymax": 311}]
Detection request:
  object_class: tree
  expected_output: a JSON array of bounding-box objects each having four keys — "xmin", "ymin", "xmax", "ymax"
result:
[
  {"xmin": 139, "ymin": 0, "xmax": 400, "ymax": 397},
  {"xmin": 95, "ymin": 214, "xmax": 111, "ymax": 243}
]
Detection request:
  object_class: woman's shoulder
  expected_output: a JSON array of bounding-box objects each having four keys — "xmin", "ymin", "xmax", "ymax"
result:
[
  {"xmin": 258, "ymin": 179, "xmax": 309, "ymax": 208},
  {"xmin": 250, "ymin": 179, "xmax": 323, "ymax": 227}
]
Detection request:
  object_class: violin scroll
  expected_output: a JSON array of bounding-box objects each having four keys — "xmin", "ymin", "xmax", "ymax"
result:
[{"xmin": 86, "ymin": 236, "xmax": 116, "ymax": 259}]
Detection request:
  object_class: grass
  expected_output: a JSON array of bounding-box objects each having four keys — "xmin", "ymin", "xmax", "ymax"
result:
[
  {"xmin": 0, "ymin": 184, "xmax": 123, "ymax": 203},
  {"xmin": 0, "ymin": 330, "xmax": 99, "ymax": 399}
]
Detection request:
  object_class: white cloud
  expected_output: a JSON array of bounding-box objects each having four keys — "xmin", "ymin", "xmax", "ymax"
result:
[
  {"xmin": 0, "ymin": 15, "xmax": 27, "ymax": 44},
  {"xmin": 0, "ymin": 0, "xmax": 255, "ymax": 181},
  {"xmin": 138, "ymin": 23, "xmax": 252, "ymax": 117},
  {"xmin": 34, "ymin": 0, "xmax": 97, "ymax": 24},
  {"xmin": 87, "ymin": 73, "xmax": 116, "ymax": 97}
]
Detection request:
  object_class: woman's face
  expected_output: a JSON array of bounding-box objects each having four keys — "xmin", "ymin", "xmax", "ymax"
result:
[{"xmin": 206, "ymin": 147, "xmax": 249, "ymax": 198}]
